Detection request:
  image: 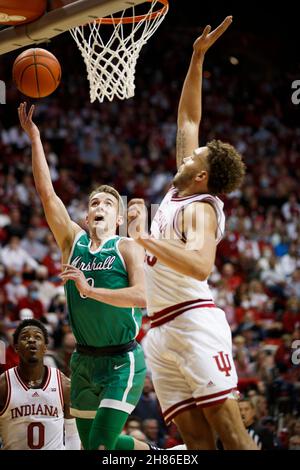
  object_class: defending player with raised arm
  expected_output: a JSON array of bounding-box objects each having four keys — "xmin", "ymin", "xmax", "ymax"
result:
[
  {"xmin": 0, "ymin": 319, "xmax": 80, "ymax": 450},
  {"xmin": 18, "ymin": 104, "xmax": 147, "ymax": 451},
  {"xmin": 127, "ymin": 17, "xmax": 258, "ymax": 450}
]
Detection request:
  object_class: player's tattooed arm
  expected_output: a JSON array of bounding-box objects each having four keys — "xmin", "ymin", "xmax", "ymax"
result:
[{"xmin": 176, "ymin": 129, "xmax": 187, "ymax": 168}]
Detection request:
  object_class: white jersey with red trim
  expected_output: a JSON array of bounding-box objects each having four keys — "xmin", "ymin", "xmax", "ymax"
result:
[
  {"xmin": 0, "ymin": 366, "xmax": 65, "ymax": 450},
  {"xmin": 145, "ymin": 187, "xmax": 225, "ymax": 316}
]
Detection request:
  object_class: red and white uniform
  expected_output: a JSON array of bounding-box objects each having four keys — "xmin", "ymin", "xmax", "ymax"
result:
[
  {"xmin": 144, "ymin": 188, "xmax": 238, "ymax": 424},
  {"xmin": 0, "ymin": 366, "xmax": 65, "ymax": 450}
]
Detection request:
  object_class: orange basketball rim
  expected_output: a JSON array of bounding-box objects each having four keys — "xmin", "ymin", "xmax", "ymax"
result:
[
  {"xmin": 0, "ymin": 0, "xmax": 46, "ymax": 25},
  {"xmin": 96, "ymin": 0, "xmax": 169, "ymax": 25}
]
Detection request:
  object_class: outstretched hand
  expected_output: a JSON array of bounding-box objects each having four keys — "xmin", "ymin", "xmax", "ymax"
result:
[
  {"xmin": 18, "ymin": 102, "xmax": 40, "ymax": 141},
  {"xmin": 193, "ymin": 16, "xmax": 233, "ymax": 57}
]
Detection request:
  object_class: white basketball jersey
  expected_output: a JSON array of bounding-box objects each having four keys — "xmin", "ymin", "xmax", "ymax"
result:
[
  {"xmin": 0, "ymin": 366, "xmax": 65, "ymax": 450},
  {"xmin": 145, "ymin": 187, "xmax": 225, "ymax": 316}
]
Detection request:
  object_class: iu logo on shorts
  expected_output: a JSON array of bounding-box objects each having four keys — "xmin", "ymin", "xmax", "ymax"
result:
[{"xmin": 213, "ymin": 351, "xmax": 232, "ymax": 377}]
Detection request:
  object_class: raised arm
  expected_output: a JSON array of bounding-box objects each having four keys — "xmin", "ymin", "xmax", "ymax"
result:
[
  {"xmin": 176, "ymin": 16, "xmax": 233, "ymax": 169},
  {"xmin": 18, "ymin": 103, "xmax": 81, "ymax": 257}
]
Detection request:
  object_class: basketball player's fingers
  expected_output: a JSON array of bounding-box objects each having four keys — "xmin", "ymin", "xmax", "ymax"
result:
[
  {"xmin": 202, "ymin": 25, "xmax": 211, "ymax": 38},
  {"xmin": 28, "ymin": 105, "xmax": 35, "ymax": 121},
  {"xmin": 17, "ymin": 104, "xmax": 23, "ymax": 119},
  {"xmin": 128, "ymin": 198, "xmax": 145, "ymax": 208},
  {"xmin": 19, "ymin": 103, "xmax": 26, "ymax": 122},
  {"xmin": 60, "ymin": 270, "xmax": 78, "ymax": 279},
  {"xmin": 128, "ymin": 206, "xmax": 138, "ymax": 216},
  {"xmin": 62, "ymin": 263, "xmax": 77, "ymax": 271},
  {"xmin": 59, "ymin": 273, "xmax": 77, "ymax": 282},
  {"xmin": 128, "ymin": 213, "xmax": 137, "ymax": 222},
  {"xmin": 210, "ymin": 16, "xmax": 233, "ymax": 41}
]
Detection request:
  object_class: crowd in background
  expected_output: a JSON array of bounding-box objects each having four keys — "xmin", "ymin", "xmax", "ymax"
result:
[{"xmin": 0, "ymin": 22, "xmax": 299, "ymax": 450}]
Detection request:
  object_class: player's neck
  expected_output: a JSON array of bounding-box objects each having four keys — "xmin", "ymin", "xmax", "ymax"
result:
[
  {"xmin": 177, "ymin": 186, "xmax": 208, "ymax": 197},
  {"xmin": 90, "ymin": 231, "xmax": 117, "ymax": 250},
  {"xmin": 17, "ymin": 362, "xmax": 46, "ymax": 387}
]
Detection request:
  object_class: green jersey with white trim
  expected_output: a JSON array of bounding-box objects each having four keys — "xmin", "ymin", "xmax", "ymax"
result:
[{"xmin": 65, "ymin": 232, "xmax": 142, "ymax": 347}]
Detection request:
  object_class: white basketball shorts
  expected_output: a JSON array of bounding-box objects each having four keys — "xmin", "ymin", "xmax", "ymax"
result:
[{"xmin": 144, "ymin": 306, "xmax": 238, "ymax": 425}]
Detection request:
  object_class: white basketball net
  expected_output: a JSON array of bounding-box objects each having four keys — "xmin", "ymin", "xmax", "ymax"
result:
[{"xmin": 70, "ymin": 1, "xmax": 168, "ymax": 103}]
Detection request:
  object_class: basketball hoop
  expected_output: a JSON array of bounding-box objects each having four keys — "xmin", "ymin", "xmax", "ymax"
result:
[{"xmin": 69, "ymin": 0, "xmax": 169, "ymax": 103}]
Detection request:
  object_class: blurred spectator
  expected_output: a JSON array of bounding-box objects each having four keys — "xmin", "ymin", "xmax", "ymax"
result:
[
  {"xmin": 2, "ymin": 208, "xmax": 25, "ymax": 240},
  {"xmin": 20, "ymin": 228, "xmax": 48, "ymax": 262},
  {"xmin": 35, "ymin": 265, "xmax": 58, "ymax": 310},
  {"xmin": 4, "ymin": 273, "xmax": 28, "ymax": 307},
  {"xmin": 282, "ymin": 297, "xmax": 300, "ymax": 333},
  {"xmin": 16, "ymin": 282, "xmax": 45, "ymax": 321},
  {"xmin": 142, "ymin": 419, "xmax": 163, "ymax": 448},
  {"xmin": 288, "ymin": 420, "xmax": 300, "ymax": 450},
  {"xmin": 125, "ymin": 416, "xmax": 143, "ymax": 435},
  {"xmin": 0, "ymin": 236, "xmax": 38, "ymax": 274}
]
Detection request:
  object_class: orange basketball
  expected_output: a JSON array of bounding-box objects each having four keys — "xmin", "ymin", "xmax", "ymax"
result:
[{"xmin": 12, "ymin": 48, "xmax": 61, "ymax": 98}]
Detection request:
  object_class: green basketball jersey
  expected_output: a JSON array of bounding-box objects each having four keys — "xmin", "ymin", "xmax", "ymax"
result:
[{"xmin": 65, "ymin": 232, "xmax": 142, "ymax": 347}]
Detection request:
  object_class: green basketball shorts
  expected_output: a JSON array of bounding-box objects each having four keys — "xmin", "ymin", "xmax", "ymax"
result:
[{"xmin": 69, "ymin": 343, "xmax": 146, "ymax": 419}]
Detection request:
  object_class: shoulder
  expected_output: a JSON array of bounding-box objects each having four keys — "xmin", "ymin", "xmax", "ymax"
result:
[
  {"xmin": 183, "ymin": 201, "xmax": 217, "ymax": 227},
  {"xmin": 118, "ymin": 238, "xmax": 144, "ymax": 265},
  {"xmin": 0, "ymin": 371, "xmax": 8, "ymax": 411},
  {"xmin": 118, "ymin": 237, "xmax": 135, "ymax": 251}
]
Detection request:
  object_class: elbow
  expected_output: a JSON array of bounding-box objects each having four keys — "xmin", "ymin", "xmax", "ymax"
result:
[
  {"xmin": 136, "ymin": 296, "xmax": 147, "ymax": 308},
  {"xmin": 37, "ymin": 187, "xmax": 54, "ymax": 200},
  {"xmin": 135, "ymin": 290, "xmax": 147, "ymax": 308}
]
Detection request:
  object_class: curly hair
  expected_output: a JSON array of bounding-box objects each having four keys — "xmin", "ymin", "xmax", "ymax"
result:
[
  {"xmin": 13, "ymin": 319, "xmax": 49, "ymax": 345},
  {"xmin": 206, "ymin": 139, "xmax": 246, "ymax": 195}
]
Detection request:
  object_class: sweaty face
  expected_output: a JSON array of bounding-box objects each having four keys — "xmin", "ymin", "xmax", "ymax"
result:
[
  {"xmin": 173, "ymin": 146, "xmax": 209, "ymax": 190},
  {"xmin": 16, "ymin": 326, "xmax": 46, "ymax": 364},
  {"xmin": 87, "ymin": 192, "xmax": 119, "ymax": 237}
]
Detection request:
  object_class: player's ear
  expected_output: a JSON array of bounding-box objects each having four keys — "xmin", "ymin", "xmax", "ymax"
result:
[
  {"xmin": 116, "ymin": 215, "xmax": 124, "ymax": 227},
  {"xmin": 195, "ymin": 170, "xmax": 208, "ymax": 182}
]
